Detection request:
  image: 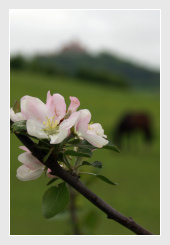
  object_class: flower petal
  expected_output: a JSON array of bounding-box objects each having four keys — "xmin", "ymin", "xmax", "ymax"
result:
[
  {"xmin": 82, "ymin": 133, "xmax": 109, "ymax": 148},
  {"xmin": 60, "ymin": 111, "xmax": 80, "ymax": 130},
  {"xmin": 88, "ymin": 123, "xmax": 105, "ymax": 137},
  {"xmin": 10, "ymin": 108, "xmax": 24, "ymax": 122},
  {"xmin": 46, "ymin": 93, "xmax": 66, "ymax": 122},
  {"xmin": 49, "ymin": 130, "xmax": 68, "ymax": 144},
  {"xmin": 75, "ymin": 109, "xmax": 91, "ymax": 134},
  {"xmin": 19, "ymin": 146, "xmax": 29, "ymax": 152},
  {"xmin": 47, "ymin": 168, "xmax": 59, "ymax": 178},
  {"xmin": 18, "ymin": 152, "xmax": 44, "ymax": 170},
  {"xmin": 46, "ymin": 90, "xmax": 52, "ymax": 103},
  {"xmin": 68, "ymin": 96, "xmax": 80, "ymax": 113},
  {"xmin": 16, "ymin": 165, "xmax": 44, "ymax": 181},
  {"xmin": 26, "ymin": 119, "xmax": 48, "ymax": 139},
  {"xmin": 21, "ymin": 96, "xmax": 52, "ymax": 122}
]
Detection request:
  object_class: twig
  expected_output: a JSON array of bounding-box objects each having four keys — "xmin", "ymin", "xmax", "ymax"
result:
[{"xmin": 11, "ymin": 128, "xmax": 153, "ymax": 235}]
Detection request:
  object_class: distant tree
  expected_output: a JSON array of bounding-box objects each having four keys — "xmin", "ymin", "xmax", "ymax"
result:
[
  {"xmin": 76, "ymin": 68, "xmax": 129, "ymax": 88},
  {"xmin": 10, "ymin": 55, "xmax": 27, "ymax": 70}
]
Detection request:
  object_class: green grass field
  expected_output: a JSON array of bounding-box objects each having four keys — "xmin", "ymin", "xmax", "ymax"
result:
[{"xmin": 10, "ymin": 70, "xmax": 160, "ymax": 235}]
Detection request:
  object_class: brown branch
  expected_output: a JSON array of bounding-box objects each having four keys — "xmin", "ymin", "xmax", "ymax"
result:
[{"xmin": 12, "ymin": 129, "xmax": 153, "ymax": 235}]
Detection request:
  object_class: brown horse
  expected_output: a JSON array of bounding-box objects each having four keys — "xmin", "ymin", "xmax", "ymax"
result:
[{"xmin": 113, "ymin": 112, "xmax": 153, "ymax": 149}]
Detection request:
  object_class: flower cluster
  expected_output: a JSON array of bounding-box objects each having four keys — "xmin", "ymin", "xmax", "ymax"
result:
[{"xmin": 11, "ymin": 91, "xmax": 109, "ymax": 181}]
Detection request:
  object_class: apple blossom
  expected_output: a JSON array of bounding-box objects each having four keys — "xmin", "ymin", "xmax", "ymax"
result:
[
  {"xmin": 74, "ymin": 109, "xmax": 109, "ymax": 148},
  {"xmin": 19, "ymin": 91, "xmax": 80, "ymax": 144},
  {"xmin": 16, "ymin": 146, "xmax": 45, "ymax": 181}
]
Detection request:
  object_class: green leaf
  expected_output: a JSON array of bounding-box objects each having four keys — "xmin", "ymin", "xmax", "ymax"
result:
[
  {"xmin": 47, "ymin": 178, "xmax": 60, "ymax": 186},
  {"xmin": 64, "ymin": 149, "xmax": 92, "ymax": 158},
  {"xmin": 49, "ymin": 210, "xmax": 70, "ymax": 221},
  {"xmin": 67, "ymin": 139, "xmax": 120, "ymax": 152},
  {"xmin": 67, "ymin": 139, "xmax": 96, "ymax": 150},
  {"xmin": 103, "ymin": 141, "xmax": 120, "ymax": 153},
  {"xmin": 13, "ymin": 100, "xmax": 20, "ymax": 113},
  {"xmin": 81, "ymin": 161, "xmax": 91, "ymax": 166},
  {"xmin": 77, "ymin": 147, "xmax": 93, "ymax": 156},
  {"xmin": 96, "ymin": 174, "xmax": 117, "ymax": 185},
  {"xmin": 42, "ymin": 182, "xmax": 69, "ymax": 219},
  {"xmin": 11, "ymin": 120, "xmax": 27, "ymax": 133},
  {"xmin": 92, "ymin": 161, "xmax": 102, "ymax": 168},
  {"xmin": 67, "ymin": 139, "xmax": 82, "ymax": 145},
  {"xmin": 80, "ymin": 172, "xmax": 117, "ymax": 185},
  {"xmin": 80, "ymin": 139, "xmax": 120, "ymax": 153},
  {"xmin": 82, "ymin": 161, "xmax": 102, "ymax": 169}
]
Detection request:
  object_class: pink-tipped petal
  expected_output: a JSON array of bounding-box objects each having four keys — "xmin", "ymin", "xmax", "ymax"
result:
[
  {"xmin": 60, "ymin": 111, "xmax": 80, "ymax": 130},
  {"xmin": 46, "ymin": 90, "xmax": 52, "ymax": 103},
  {"xmin": 21, "ymin": 96, "xmax": 52, "ymax": 122},
  {"xmin": 47, "ymin": 168, "xmax": 59, "ymax": 178},
  {"xmin": 75, "ymin": 109, "xmax": 91, "ymax": 134},
  {"xmin": 46, "ymin": 93, "xmax": 66, "ymax": 122},
  {"xmin": 68, "ymin": 96, "xmax": 80, "ymax": 113},
  {"xmin": 18, "ymin": 152, "xmax": 44, "ymax": 170},
  {"xmin": 19, "ymin": 146, "xmax": 29, "ymax": 152}
]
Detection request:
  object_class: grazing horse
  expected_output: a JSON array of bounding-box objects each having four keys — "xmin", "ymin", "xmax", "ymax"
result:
[{"xmin": 113, "ymin": 112, "xmax": 153, "ymax": 149}]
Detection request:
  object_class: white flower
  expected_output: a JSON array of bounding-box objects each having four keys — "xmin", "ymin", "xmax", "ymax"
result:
[
  {"xmin": 16, "ymin": 146, "xmax": 45, "ymax": 181},
  {"xmin": 74, "ymin": 109, "xmax": 109, "ymax": 148},
  {"xmin": 20, "ymin": 91, "xmax": 80, "ymax": 144}
]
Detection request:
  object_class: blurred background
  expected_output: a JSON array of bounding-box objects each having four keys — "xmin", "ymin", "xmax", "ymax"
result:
[{"xmin": 10, "ymin": 9, "xmax": 160, "ymax": 235}]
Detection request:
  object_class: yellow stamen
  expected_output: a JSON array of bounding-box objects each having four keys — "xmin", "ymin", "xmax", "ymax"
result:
[
  {"xmin": 88, "ymin": 122, "xmax": 94, "ymax": 130},
  {"xmin": 42, "ymin": 116, "xmax": 59, "ymax": 135}
]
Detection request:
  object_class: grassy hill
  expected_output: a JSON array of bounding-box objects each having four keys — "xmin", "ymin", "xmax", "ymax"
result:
[
  {"xmin": 10, "ymin": 50, "xmax": 160, "ymax": 90},
  {"xmin": 10, "ymin": 70, "xmax": 160, "ymax": 235}
]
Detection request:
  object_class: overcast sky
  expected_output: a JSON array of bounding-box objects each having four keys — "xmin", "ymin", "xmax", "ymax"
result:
[{"xmin": 10, "ymin": 9, "xmax": 160, "ymax": 70}]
